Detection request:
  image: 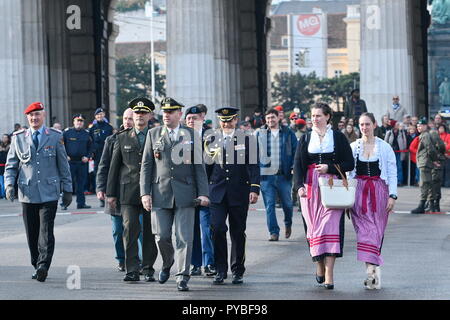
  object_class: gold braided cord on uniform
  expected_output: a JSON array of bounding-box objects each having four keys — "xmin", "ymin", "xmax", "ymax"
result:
[
  {"xmin": 218, "ymin": 114, "xmax": 237, "ymax": 122},
  {"xmin": 204, "ymin": 138, "xmax": 221, "ymax": 160},
  {"xmin": 251, "ymin": 184, "xmax": 260, "ymax": 188},
  {"xmin": 162, "ymin": 106, "xmax": 183, "ymax": 110}
]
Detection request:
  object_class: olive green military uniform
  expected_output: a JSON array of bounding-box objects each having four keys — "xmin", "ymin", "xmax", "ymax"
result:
[
  {"xmin": 416, "ymin": 130, "xmax": 439, "ymax": 202},
  {"xmin": 106, "ymin": 127, "xmax": 158, "ymax": 276}
]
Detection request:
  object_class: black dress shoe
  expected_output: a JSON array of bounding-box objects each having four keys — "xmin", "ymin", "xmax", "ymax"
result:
[
  {"xmin": 61, "ymin": 205, "xmax": 68, "ymax": 210},
  {"xmin": 159, "ymin": 260, "xmax": 174, "ymax": 284},
  {"xmin": 100, "ymin": 200, "xmax": 105, "ymax": 208},
  {"xmin": 159, "ymin": 269, "xmax": 171, "ymax": 284},
  {"xmin": 204, "ymin": 265, "xmax": 217, "ymax": 277},
  {"xmin": 36, "ymin": 266, "xmax": 48, "ymax": 282},
  {"xmin": 177, "ymin": 280, "xmax": 189, "ymax": 291},
  {"xmin": 144, "ymin": 273, "xmax": 155, "ymax": 282},
  {"xmin": 190, "ymin": 266, "xmax": 202, "ymax": 276},
  {"xmin": 117, "ymin": 262, "xmax": 125, "ymax": 272},
  {"xmin": 77, "ymin": 204, "xmax": 91, "ymax": 209},
  {"xmin": 231, "ymin": 274, "xmax": 243, "ymax": 285},
  {"xmin": 123, "ymin": 272, "xmax": 140, "ymax": 282},
  {"xmin": 324, "ymin": 283, "xmax": 334, "ymax": 290},
  {"xmin": 213, "ymin": 272, "xmax": 226, "ymax": 285},
  {"xmin": 316, "ymin": 274, "xmax": 325, "ymax": 284}
]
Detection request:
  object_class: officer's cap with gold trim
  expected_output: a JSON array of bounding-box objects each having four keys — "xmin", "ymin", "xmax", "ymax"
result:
[
  {"xmin": 161, "ymin": 97, "xmax": 184, "ymax": 111},
  {"xmin": 215, "ymin": 106, "xmax": 239, "ymax": 122},
  {"xmin": 129, "ymin": 97, "xmax": 155, "ymax": 113}
]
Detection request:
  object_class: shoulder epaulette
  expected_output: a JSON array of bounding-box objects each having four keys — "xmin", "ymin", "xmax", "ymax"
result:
[
  {"xmin": 64, "ymin": 128, "xmax": 70, "ymax": 132},
  {"xmin": 50, "ymin": 128, "xmax": 62, "ymax": 134},
  {"xmin": 117, "ymin": 127, "xmax": 132, "ymax": 135},
  {"xmin": 13, "ymin": 129, "xmax": 25, "ymax": 135}
]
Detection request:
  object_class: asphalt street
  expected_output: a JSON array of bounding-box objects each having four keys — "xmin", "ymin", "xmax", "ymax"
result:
[{"xmin": 0, "ymin": 187, "xmax": 449, "ymax": 300}]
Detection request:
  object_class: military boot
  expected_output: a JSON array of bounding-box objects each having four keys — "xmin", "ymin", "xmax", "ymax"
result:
[
  {"xmin": 411, "ymin": 200, "xmax": 426, "ymax": 214},
  {"xmin": 424, "ymin": 200, "xmax": 432, "ymax": 212},
  {"xmin": 432, "ymin": 199, "xmax": 441, "ymax": 213}
]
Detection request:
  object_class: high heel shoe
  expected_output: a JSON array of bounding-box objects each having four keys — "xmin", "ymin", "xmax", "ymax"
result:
[
  {"xmin": 324, "ymin": 283, "xmax": 334, "ymax": 290},
  {"xmin": 315, "ymin": 274, "xmax": 325, "ymax": 284}
]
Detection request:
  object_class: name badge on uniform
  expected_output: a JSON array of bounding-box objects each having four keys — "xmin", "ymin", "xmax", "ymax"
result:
[
  {"xmin": 69, "ymin": 138, "xmax": 77, "ymax": 141},
  {"xmin": 235, "ymin": 144, "xmax": 245, "ymax": 151},
  {"xmin": 124, "ymin": 145, "xmax": 132, "ymax": 150}
]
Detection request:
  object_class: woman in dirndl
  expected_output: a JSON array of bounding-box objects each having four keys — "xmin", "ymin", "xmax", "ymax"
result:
[
  {"xmin": 349, "ymin": 112, "xmax": 397, "ymax": 289},
  {"xmin": 294, "ymin": 103, "xmax": 354, "ymax": 290}
]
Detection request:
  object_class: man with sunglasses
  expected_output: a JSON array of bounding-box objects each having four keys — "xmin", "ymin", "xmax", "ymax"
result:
[{"xmin": 63, "ymin": 114, "xmax": 93, "ymax": 209}]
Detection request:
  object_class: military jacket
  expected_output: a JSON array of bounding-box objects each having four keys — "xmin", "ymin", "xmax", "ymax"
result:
[
  {"xmin": 106, "ymin": 128, "xmax": 147, "ymax": 206},
  {"xmin": 140, "ymin": 125, "xmax": 209, "ymax": 209},
  {"xmin": 5, "ymin": 127, "xmax": 72, "ymax": 203},
  {"xmin": 204, "ymin": 129, "xmax": 260, "ymax": 206}
]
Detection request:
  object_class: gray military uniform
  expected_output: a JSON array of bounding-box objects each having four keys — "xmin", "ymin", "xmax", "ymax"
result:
[
  {"xmin": 5, "ymin": 126, "xmax": 72, "ymax": 271},
  {"xmin": 140, "ymin": 125, "xmax": 209, "ymax": 282},
  {"xmin": 5, "ymin": 127, "xmax": 72, "ymax": 202}
]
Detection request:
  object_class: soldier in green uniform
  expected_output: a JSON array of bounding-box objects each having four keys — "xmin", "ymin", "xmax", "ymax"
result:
[
  {"xmin": 411, "ymin": 118, "xmax": 442, "ymax": 214},
  {"xmin": 429, "ymin": 128, "xmax": 446, "ymax": 212},
  {"xmin": 106, "ymin": 98, "xmax": 158, "ymax": 282}
]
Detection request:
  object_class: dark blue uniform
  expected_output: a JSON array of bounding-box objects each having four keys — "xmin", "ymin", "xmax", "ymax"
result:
[
  {"xmin": 205, "ymin": 129, "xmax": 260, "ymax": 278},
  {"xmin": 63, "ymin": 127, "xmax": 93, "ymax": 207},
  {"xmin": 89, "ymin": 120, "xmax": 113, "ymax": 191}
]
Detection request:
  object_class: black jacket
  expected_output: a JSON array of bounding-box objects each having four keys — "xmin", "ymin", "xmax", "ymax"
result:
[{"xmin": 293, "ymin": 130, "xmax": 354, "ymax": 189}]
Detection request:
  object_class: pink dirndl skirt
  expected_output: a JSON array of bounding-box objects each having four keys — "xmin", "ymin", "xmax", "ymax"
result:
[
  {"xmin": 351, "ymin": 176, "xmax": 389, "ymax": 266},
  {"xmin": 300, "ymin": 166, "xmax": 345, "ymax": 261}
]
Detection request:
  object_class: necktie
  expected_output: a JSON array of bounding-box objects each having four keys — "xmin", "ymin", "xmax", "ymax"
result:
[
  {"xmin": 138, "ymin": 132, "xmax": 145, "ymax": 147},
  {"xmin": 169, "ymin": 130, "xmax": 175, "ymax": 143},
  {"xmin": 33, "ymin": 131, "xmax": 40, "ymax": 149}
]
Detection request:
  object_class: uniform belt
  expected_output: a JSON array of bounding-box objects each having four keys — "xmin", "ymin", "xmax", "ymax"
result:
[{"xmin": 69, "ymin": 156, "xmax": 83, "ymax": 161}]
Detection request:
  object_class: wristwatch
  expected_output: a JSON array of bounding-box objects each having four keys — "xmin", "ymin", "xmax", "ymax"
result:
[{"xmin": 389, "ymin": 194, "xmax": 398, "ymax": 200}]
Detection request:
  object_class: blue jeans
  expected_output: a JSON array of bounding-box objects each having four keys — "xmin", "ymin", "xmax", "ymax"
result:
[
  {"xmin": 260, "ymin": 175, "xmax": 293, "ymax": 236},
  {"xmin": 0, "ymin": 175, "xmax": 5, "ymax": 198},
  {"xmin": 200, "ymin": 206, "xmax": 214, "ymax": 266},
  {"xmin": 111, "ymin": 215, "xmax": 125, "ymax": 263},
  {"xmin": 191, "ymin": 206, "xmax": 215, "ymax": 267},
  {"xmin": 111, "ymin": 214, "xmax": 143, "ymax": 263},
  {"xmin": 395, "ymin": 153, "xmax": 403, "ymax": 185}
]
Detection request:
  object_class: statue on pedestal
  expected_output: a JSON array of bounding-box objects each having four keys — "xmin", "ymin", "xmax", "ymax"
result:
[
  {"xmin": 439, "ymin": 77, "xmax": 450, "ymax": 106},
  {"xmin": 429, "ymin": 0, "xmax": 450, "ymax": 25}
]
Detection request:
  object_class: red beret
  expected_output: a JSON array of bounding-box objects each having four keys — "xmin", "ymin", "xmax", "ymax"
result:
[
  {"xmin": 24, "ymin": 102, "xmax": 44, "ymax": 115},
  {"xmin": 289, "ymin": 112, "xmax": 298, "ymax": 119},
  {"xmin": 274, "ymin": 105, "xmax": 283, "ymax": 112},
  {"xmin": 296, "ymin": 119, "xmax": 306, "ymax": 125}
]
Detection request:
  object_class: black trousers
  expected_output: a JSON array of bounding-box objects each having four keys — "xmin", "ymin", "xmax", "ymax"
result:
[
  {"xmin": 22, "ymin": 201, "xmax": 58, "ymax": 270},
  {"xmin": 210, "ymin": 197, "xmax": 249, "ymax": 276},
  {"xmin": 121, "ymin": 204, "xmax": 158, "ymax": 275}
]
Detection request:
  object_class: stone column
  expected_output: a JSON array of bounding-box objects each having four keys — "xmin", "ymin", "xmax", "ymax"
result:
[
  {"xmin": 46, "ymin": 0, "xmax": 71, "ymax": 127},
  {"xmin": 360, "ymin": 0, "xmax": 416, "ymax": 124},
  {"xmin": 226, "ymin": 0, "xmax": 242, "ymax": 110},
  {"xmin": 166, "ymin": 0, "xmax": 216, "ymax": 109},
  {"xmin": 0, "ymin": 0, "xmax": 25, "ymax": 132},
  {"xmin": 21, "ymin": 0, "xmax": 50, "ymax": 115}
]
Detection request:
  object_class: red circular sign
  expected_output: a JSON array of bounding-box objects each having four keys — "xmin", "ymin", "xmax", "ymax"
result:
[{"xmin": 297, "ymin": 14, "xmax": 321, "ymax": 36}]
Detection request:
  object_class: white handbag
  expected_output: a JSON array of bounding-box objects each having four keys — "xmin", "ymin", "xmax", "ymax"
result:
[{"xmin": 318, "ymin": 164, "xmax": 356, "ymax": 209}]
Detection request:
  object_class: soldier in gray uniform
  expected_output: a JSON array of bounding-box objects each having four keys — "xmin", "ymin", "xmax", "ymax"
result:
[
  {"xmin": 5, "ymin": 102, "xmax": 72, "ymax": 282},
  {"xmin": 140, "ymin": 97, "xmax": 210, "ymax": 292}
]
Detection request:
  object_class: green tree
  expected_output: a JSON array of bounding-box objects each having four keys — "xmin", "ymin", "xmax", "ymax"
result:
[
  {"xmin": 271, "ymin": 71, "xmax": 360, "ymax": 113},
  {"xmin": 116, "ymin": 0, "xmax": 146, "ymax": 12},
  {"xmin": 116, "ymin": 55, "xmax": 166, "ymax": 125},
  {"xmin": 271, "ymin": 72, "xmax": 318, "ymax": 113}
]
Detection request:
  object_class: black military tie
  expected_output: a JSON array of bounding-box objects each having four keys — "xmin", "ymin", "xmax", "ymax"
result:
[{"xmin": 33, "ymin": 131, "xmax": 40, "ymax": 149}]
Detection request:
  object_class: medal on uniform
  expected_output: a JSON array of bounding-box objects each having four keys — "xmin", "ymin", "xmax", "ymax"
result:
[{"xmin": 154, "ymin": 150, "xmax": 161, "ymax": 159}]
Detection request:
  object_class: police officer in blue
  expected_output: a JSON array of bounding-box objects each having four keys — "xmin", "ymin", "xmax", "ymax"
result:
[
  {"xmin": 89, "ymin": 108, "xmax": 113, "ymax": 206},
  {"xmin": 63, "ymin": 114, "xmax": 93, "ymax": 209},
  {"xmin": 5, "ymin": 102, "xmax": 72, "ymax": 282},
  {"xmin": 205, "ymin": 106, "xmax": 260, "ymax": 285}
]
